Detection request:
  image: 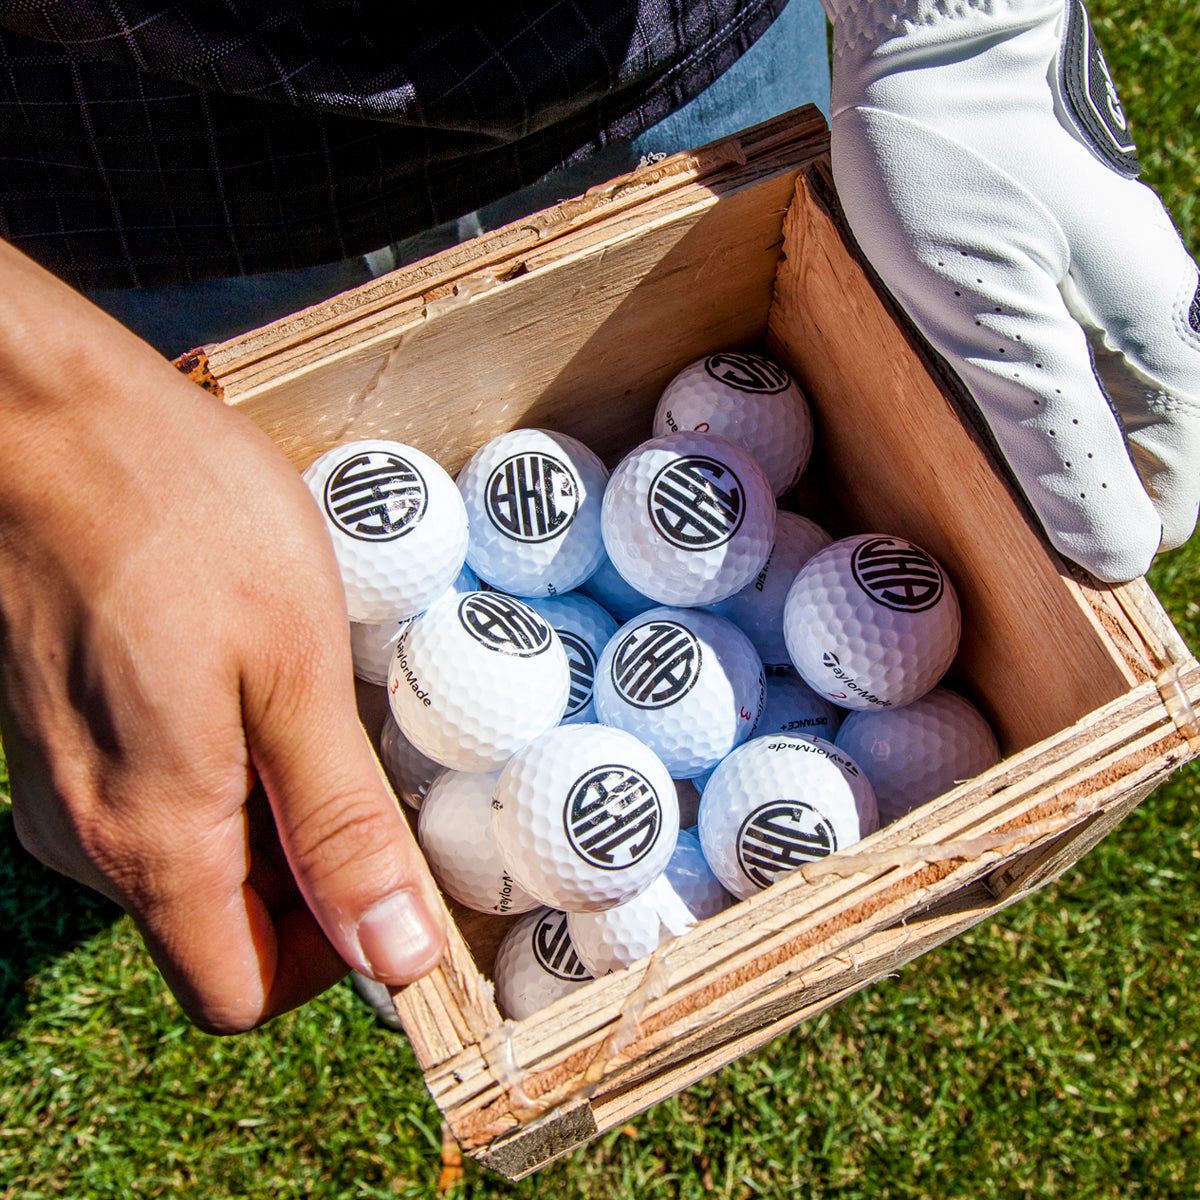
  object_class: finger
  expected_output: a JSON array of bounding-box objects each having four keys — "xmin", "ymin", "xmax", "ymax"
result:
[
  {"xmin": 833, "ymin": 106, "xmax": 1163, "ymax": 581},
  {"xmin": 243, "ymin": 632, "xmax": 447, "ymax": 988}
]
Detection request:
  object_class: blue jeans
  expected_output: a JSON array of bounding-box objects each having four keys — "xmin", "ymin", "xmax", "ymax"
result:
[{"xmin": 90, "ymin": 0, "xmax": 830, "ymax": 356}]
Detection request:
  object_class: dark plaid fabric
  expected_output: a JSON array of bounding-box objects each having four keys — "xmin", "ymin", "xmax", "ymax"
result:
[{"xmin": 0, "ymin": 1, "xmax": 786, "ymax": 289}]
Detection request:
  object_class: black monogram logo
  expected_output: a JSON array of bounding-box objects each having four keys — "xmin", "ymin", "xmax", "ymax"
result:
[
  {"xmin": 458, "ymin": 594, "xmax": 552, "ymax": 657},
  {"xmin": 648, "ymin": 455, "xmax": 745, "ymax": 550},
  {"xmin": 484, "ymin": 452, "xmax": 579, "ymax": 543},
  {"xmin": 611, "ymin": 621, "xmax": 701, "ymax": 709},
  {"xmin": 558, "ymin": 631, "xmax": 598, "ymax": 718},
  {"xmin": 531, "ymin": 910, "xmax": 590, "ymax": 981},
  {"xmin": 323, "ymin": 450, "xmax": 427, "ymax": 541},
  {"xmin": 850, "ymin": 537, "xmax": 945, "ymax": 613},
  {"xmin": 564, "ymin": 765, "xmax": 663, "ymax": 870},
  {"xmin": 704, "ymin": 351, "xmax": 791, "ymax": 394},
  {"xmin": 737, "ymin": 800, "xmax": 838, "ymax": 889}
]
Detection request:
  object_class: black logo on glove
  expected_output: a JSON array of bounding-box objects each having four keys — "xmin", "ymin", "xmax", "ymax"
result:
[{"xmin": 324, "ymin": 450, "xmax": 427, "ymax": 541}]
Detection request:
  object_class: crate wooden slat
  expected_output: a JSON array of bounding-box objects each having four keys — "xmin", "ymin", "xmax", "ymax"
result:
[{"xmin": 177, "ymin": 105, "xmax": 1200, "ymax": 1179}]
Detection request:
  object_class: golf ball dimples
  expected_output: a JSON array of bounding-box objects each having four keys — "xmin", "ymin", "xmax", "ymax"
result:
[
  {"xmin": 653, "ymin": 351, "xmax": 814, "ymax": 496},
  {"xmin": 783, "ymin": 534, "xmax": 961, "ymax": 711},
  {"xmin": 601, "ymin": 431, "xmax": 776, "ymax": 607},
  {"xmin": 491, "ymin": 723, "xmax": 680, "ymax": 912},
  {"xmin": 493, "ymin": 907, "xmax": 594, "ymax": 1020},
  {"xmin": 698, "ymin": 734, "xmax": 878, "ymax": 900},
  {"xmin": 756, "ymin": 666, "xmax": 844, "ymax": 741},
  {"xmin": 708, "ymin": 511, "xmax": 833, "ymax": 666},
  {"xmin": 351, "ymin": 564, "xmax": 479, "ymax": 685},
  {"xmin": 834, "ymin": 687, "xmax": 1000, "ymax": 825},
  {"xmin": 417, "ymin": 769, "xmax": 539, "ymax": 915},
  {"xmin": 567, "ymin": 830, "xmax": 732, "ymax": 976},
  {"xmin": 578, "ymin": 550, "xmax": 658, "ymax": 622},
  {"xmin": 524, "ymin": 593, "xmax": 619, "ymax": 724},
  {"xmin": 303, "ymin": 439, "xmax": 469, "ymax": 622},
  {"xmin": 388, "ymin": 590, "xmax": 570, "ymax": 772},
  {"xmin": 378, "ymin": 714, "xmax": 441, "ymax": 810},
  {"xmin": 593, "ymin": 607, "xmax": 764, "ymax": 778},
  {"xmin": 457, "ymin": 428, "xmax": 608, "ymax": 597}
]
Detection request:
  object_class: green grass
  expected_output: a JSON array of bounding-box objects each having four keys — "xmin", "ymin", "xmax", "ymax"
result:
[{"xmin": 3, "ymin": 5, "xmax": 1199, "ymax": 1197}]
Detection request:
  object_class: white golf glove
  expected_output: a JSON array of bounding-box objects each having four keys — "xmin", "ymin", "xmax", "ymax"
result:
[{"xmin": 822, "ymin": 0, "xmax": 1200, "ymax": 582}]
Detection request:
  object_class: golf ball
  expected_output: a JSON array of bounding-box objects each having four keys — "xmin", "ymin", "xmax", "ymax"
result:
[
  {"xmin": 578, "ymin": 550, "xmax": 658, "ymax": 622},
  {"xmin": 756, "ymin": 666, "xmax": 844, "ymax": 741},
  {"xmin": 593, "ymin": 607, "xmax": 764, "ymax": 778},
  {"xmin": 303, "ymin": 439, "xmax": 469, "ymax": 622},
  {"xmin": 388, "ymin": 589, "xmax": 570, "ymax": 771},
  {"xmin": 834, "ymin": 687, "xmax": 1000, "ymax": 825},
  {"xmin": 601, "ymin": 431, "xmax": 776, "ymax": 607},
  {"xmin": 708, "ymin": 511, "xmax": 832, "ymax": 666},
  {"xmin": 491, "ymin": 722, "xmax": 680, "ymax": 912},
  {"xmin": 698, "ymin": 734, "xmax": 878, "ymax": 900},
  {"xmin": 783, "ymin": 534, "xmax": 961, "ymax": 710},
  {"xmin": 524, "ymin": 593, "xmax": 619, "ymax": 724},
  {"xmin": 378, "ymin": 714, "xmax": 442, "ymax": 810},
  {"xmin": 457, "ymin": 428, "xmax": 608, "ymax": 597},
  {"xmin": 493, "ymin": 907, "xmax": 595, "ymax": 1020},
  {"xmin": 653, "ymin": 351, "xmax": 814, "ymax": 496}
]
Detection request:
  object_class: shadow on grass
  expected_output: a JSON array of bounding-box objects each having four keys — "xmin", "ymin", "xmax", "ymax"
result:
[{"xmin": 0, "ymin": 807, "xmax": 122, "ymax": 1035}]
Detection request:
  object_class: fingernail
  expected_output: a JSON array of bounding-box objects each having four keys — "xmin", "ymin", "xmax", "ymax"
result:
[{"xmin": 356, "ymin": 890, "xmax": 445, "ymax": 983}]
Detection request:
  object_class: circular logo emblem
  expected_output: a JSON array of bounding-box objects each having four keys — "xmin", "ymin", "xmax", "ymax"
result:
[
  {"xmin": 564, "ymin": 764, "xmax": 663, "ymax": 870},
  {"xmin": 485, "ymin": 452, "xmax": 579, "ymax": 543},
  {"xmin": 704, "ymin": 351, "xmax": 791, "ymax": 394},
  {"xmin": 558, "ymin": 631, "xmax": 598, "ymax": 719},
  {"xmin": 737, "ymin": 800, "xmax": 838, "ymax": 890},
  {"xmin": 531, "ymin": 910, "xmax": 590, "ymax": 982},
  {"xmin": 457, "ymin": 594, "xmax": 552, "ymax": 657},
  {"xmin": 611, "ymin": 620, "xmax": 702, "ymax": 709},
  {"xmin": 850, "ymin": 536, "xmax": 945, "ymax": 613},
  {"xmin": 648, "ymin": 455, "xmax": 745, "ymax": 550},
  {"xmin": 323, "ymin": 450, "xmax": 427, "ymax": 541}
]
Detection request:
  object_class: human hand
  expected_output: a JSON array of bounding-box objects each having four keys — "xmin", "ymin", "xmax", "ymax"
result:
[
  {"xmin": 0, "ymin": 241, "xmax": 446, "ymax": 1033},
  {"xmin": 822, "ymin": 0, "xmax": 1200, "ymax": 582}
]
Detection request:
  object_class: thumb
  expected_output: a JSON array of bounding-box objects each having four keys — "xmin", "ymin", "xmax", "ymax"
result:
[{"xmin": 246, "ymin": 661, "xmax": 448, "ymax": 987}]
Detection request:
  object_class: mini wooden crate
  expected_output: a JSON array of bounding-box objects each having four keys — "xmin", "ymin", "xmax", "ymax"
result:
[{"xmin": 177, "ymin": 106, "xmax": 1200, "ymax": 1179}]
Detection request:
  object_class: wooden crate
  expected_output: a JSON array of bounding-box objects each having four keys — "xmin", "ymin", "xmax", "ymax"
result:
[{"xmin": 177, "ymin": 105, "xmax": 1200, "ymax": 1179}]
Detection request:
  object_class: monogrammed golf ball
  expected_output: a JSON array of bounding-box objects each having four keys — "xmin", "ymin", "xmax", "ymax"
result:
[
  {"xmin": 350, "ymin": 564, "xmax": 479, "ymax": 685},
  {"xmin": 653, "ymin": 351, "xmax": 814, "ymax": 496},
  {"xmin": 834, "ymin": 687, "xmax": 1000, "ymax": 825},
  {"xmin": 524, "ymin": 593, "xmax": 619, "ymax": 724},
  {"xmin": 303, "ymin": 439, "xmax": 469, "ymax": 622},
  {"xmin": 388, "ymin": 590, "xmax": 570, "ymax": 771},
  {"xmin": 417, "ymin": 769, "xmax": 540, "ymax": 916},
  {"xmin": 378, "ymin": 714, "xmax": 442, "ymax": 810},
  {"xmin": 756, "ymin": 666, "xmax": 844, "ymax": 741},
  {"xmin": 493, "ymin": 907, "xmax": 595, "ymax": 1020},
  {"xmin": 708, "ymin": 511, "xmax": 832, "ymax": 666},
  {"xmin": 491, "ymin": 723, "xmax": 680, "ymax": 912},
  {"xmin": 601, "ymin": 431, "xmax": 776, "ymax": 607},
  {"xmin": 567, "ymin": 829, "xmax": 731, "ymax": 975},
  {"xmin": 783, "ymin": 534, "xmax": 961, "ymax": 710},
  {"xmin": 698, "ymin": 735, "xmax": 878, "ymax": 900},
  {"xmin": 457, "ymin": 428, "xmax": 608, "ymax": 597},
  {"xmin": 594, "ymin": 607, "xmax": 764, "ymax": 778},
  {"xmin": 578, "ymin": 550, "xmax": 658, "ymax": 622}
]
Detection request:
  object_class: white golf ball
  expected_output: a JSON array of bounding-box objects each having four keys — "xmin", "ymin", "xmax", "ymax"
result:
[
  {"xmin": 524, "ymin": 593, "xmax": 619, "ymax": 724},
  {"xmin": 578, "ymin": 550, "xmax": 658, "ymax": 622},
  {"xmin": 417, "ymin": 769, "xmax": 540, "ymax": 916},
  {"xmin": 493, "ymin": 907, "xmax": 594, "ymax": 1020},
  {"xmin": 698, "ymin": 734, "xmax": 878, "ymax": 900},
  {"xmin": 653, "ymin": 351, "xmax": 814, "ymax": 496},
  {"xmin": 756, "ymin": 666, "xmax": 844, "ymax": 741},
  {"xmin": 491, "ymin": 723, "xmax": 680, "ymax": 912},
  {"xmin": 708, "ymin": 511, "xmax": 832, "ymax": 666},
  {"xmin": 601, "ymin": 431, "xmax": 776, "ymax": 607},
  {"xmin": 783, "ymin": 534, "xmax": 961, "ymax": 711},
  {"xmin": 350, "ymin": 564, "xmax": 478, "ymax": 685},
  {"xmin": 378, "ymin": 714, "xmax": 442, "ymax": 811},
  {"xmin": 567, "ymin": 829, "xmax": 732, "ymax": 975},
  {"xmin": 388, "ymin": 590, "xmax": 570, "ymax": 771},
  {"xmin": 593, "ymin": 607, "xmax": 764, "ymax": 778},
  {"xmin": 303, "ymin": 439, "xmax": 469, "ymax": 622},
  {"xmin": 456, "ymin": 428, "xmax": 608, "ymax": 597},
  {"xmin": 834, "ymin": 687, "xmax": 1000, "ymax": 825}
]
